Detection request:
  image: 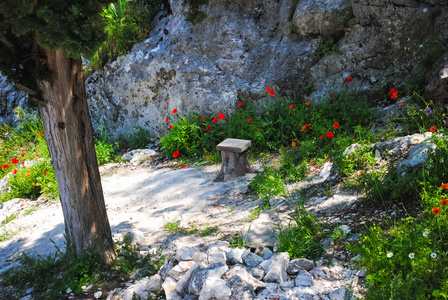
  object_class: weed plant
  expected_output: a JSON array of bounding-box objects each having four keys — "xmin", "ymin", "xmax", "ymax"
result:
[
  {"xmin": 275, "ymin": 204, "xmax": 325, "ymax": 260},
  {"xmin": 88, "ymin": 0, "xmax": 162, "ymax": 71}
]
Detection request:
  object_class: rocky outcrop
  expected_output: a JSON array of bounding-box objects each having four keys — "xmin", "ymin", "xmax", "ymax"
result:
[
  {"xmin": 85, "ymin": 0, "xmax": 448, "ymax": 138},
  {"xmin": 0, "ymin": 73, "xmax": 28, "ymax": 126}
]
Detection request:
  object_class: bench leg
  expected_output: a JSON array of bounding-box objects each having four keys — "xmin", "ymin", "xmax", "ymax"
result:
[{"xmin": 214, "ymin": 150, "xmax": 256, "ymax": 182}]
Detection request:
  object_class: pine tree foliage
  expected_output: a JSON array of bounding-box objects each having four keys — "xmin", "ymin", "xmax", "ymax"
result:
[{"xmin": 0, "ymin": 0, "xmax": 109, "ymax": 92}]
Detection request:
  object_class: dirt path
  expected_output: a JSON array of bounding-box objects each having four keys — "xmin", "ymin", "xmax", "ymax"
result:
[{"xmin": 0, "ymin": 162, "xmax": 287, "ymax": 274}]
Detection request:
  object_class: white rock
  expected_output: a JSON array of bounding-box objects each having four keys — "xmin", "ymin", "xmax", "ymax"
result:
[
  {"xmin": 94, "ymin": 291, "xmax": 102, "ymax": 299},
  {"xmin": 199, "ymin": 278, "xmax": 231, "ymax": 300},
  {"xmin": 162, "ymin": 276, "xmax": 178, "ymax": 293},
  {"xmin": 168, "ymin": 261, "xmax": 196, "ymax": 281}
]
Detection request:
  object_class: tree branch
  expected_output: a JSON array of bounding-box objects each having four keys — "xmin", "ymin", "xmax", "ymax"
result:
[
  {"xmin": 15, "ymin": 83, "xmax": 37, "ymax": 95},
  {"xmin": 0, "ymin": 33, "xmax": 16, "ymax": 54}
]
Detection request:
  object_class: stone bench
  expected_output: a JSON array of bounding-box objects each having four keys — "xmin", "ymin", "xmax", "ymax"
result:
[{"xmin": 213, "ymin": 138, "xmax": 257, "ymax": 182}]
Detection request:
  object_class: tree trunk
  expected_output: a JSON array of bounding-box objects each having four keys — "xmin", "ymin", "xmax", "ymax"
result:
[
  {"xmin": 214, "ymin": 150, "xmax": 257, "ymax": 182},
  {"xmin": 37, "ymin": 48, "xmax": 115, "ymax": 263}
]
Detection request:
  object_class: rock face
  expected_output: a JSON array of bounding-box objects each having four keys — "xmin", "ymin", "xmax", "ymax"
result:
[
  {"xmin": 0, "ymin": 73, "xmax": 28, "ymax": 126},
  {"xmin": 85, "ymin": 0, "xmax": 448, "ymax": 138}
]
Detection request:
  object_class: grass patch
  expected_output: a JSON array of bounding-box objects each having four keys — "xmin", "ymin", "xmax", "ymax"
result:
[
  {"xmin": 1, "ymin": 213, "xmax": 17, "ymax": 226},
  {"xmin": 275, "ymin": 204, "xmax": 325, "ymax": 260},
  {"xmin": 0, "ymin": 234, "xmax": 165, "ymax": 299},
  {"xmin": 163, "ymin": 217, "xmax": 220, "ymax": 237}
]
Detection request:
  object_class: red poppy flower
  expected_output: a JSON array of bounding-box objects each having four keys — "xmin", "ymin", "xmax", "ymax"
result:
[
  {"xmin": 346, "ymin": 76, "xmax": 352, "ymax": 83},
  {"xmin": 238, "ymin": 102, "xmax": 243, "ymax": 107},
  {"xmin": 3, "ymin": 164, "xmax": 8, "ymax": 169},
  {"xmin": 359, "ymin": 171, "xmax": 364, "ymax": 176},
  {"xmin": 39, "ymin": 132, "xmax": 43, "ymax": 136},
  {"xmin": 12, "ymin": 169, "xmax": 17, "ymax": 175},
  {"xmin": 201, "ymin": 116, "xmax": 205, "ymax": 120},
  {"xmin": 330, "ymin": 94, "xmax": 333, "ymax": 98},
  {"xmin": 432, "ymin": 207, "xmax": 441, "ymax": 215},
  {"xmin": 26, "ymin": 174, "xmax": 30, "ymax": 178},
  {"xmin": 441, "ymin": 183, "xmax": 448, "ymax": 189},
  {"xmin": 389, "ymin": 88, "xmax": 399, "ymax": 99},
  {"xmin": 269, "ymin": 90, "xmax": 275, "ymax": 96},
  {"xmin": 21, "ymin": 154, "xmax": 25, "ymax": 158},
  {"xmin": 181, "ymin": 165, "xmax": 186, "ymax": 169},
  {"xmin": 314, "ymin": 165, "xmax": 318, "ymax": 168},
  {"xmin": 206, "ymin": 126, "xmax": 212, "ymax": 131},
  {"xmin": 212, "ymin": 117, "xmax": 218, "ymax": 123},
  {"xmin": 172, "ymin": 108, "xmax": 177, "ymax": 113},
  {"xmin": 302, "ymin": 125, "xmax": 308, "ymax": 130},
  {"xmin": 430, "ymin": 126, "xmax": 437, "ymax": 132},
  {"xmin": 11, "ymin": 158, "xmax": 19, "ymax": 164},
  {"xmin": 165, "ymin": 118, "xmax": 169, "ymax": 122},
  {"xmin": 43, "ymin": 170, "xmax": 47, "ymax": 175},
  {"xmin": 333, "ymin": 122, "xmax": 339, "ymax": 129},
  {"xmin": 21, "ymin": 161, "xmax": 25, "ymax": 165},
  {"xmin": 35, "ymin": 154, "xmax": 39, "ymax": 158},
  {"xmin": 305, "ymin": 101, "xmax": 310, "ymax": 105},
  {"xmin": 326, "ymin": 132, "xmax": 334, "ymax": 138},
  {"xmin": 399, "ymin": 103, "xmax": 404, "ymax": 106},
  {"xmin": 173, "ymin": 151, "xmax": 179, "ymax": 158},
  {"xmin": 168, "ymin": 125, "xmax": 173, "ymax": 130},
  {"xmin": 320, "ymin": 135, "xmax": 324, "ymax": 138},
  {"xmin": 290, "ymin": 104, "xmax": 294, "ymax": 109},
  {"xmin": 266, "ymin": 87, "xmax": 271, "ymax": 92},
  {"xmin": 247, "ymin": 119, "xmax": 253, "ymax": 122},
  {"xmin": 218, "ymin": 113, "xmax": 226, "ymax": 120},
  {"xmin": 440, "ymin": 199, "xmax": 448, "ymax": 206}
]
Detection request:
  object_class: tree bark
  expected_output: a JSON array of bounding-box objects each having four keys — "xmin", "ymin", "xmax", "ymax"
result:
[
  {"xmin": 37, "ymin": 48, "xmax": 115, "ymax": 263},
  {"xmin": 214, "ymin": 150, "xmax": 257, "ymax": 182}
]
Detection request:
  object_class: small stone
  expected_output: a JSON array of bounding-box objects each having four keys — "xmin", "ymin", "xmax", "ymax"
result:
[
  {"xmin": 287, "ymin": 258, "xmax": 314, "ymax": 274},
  {"xmin": 94, "ymin": 291, "xmax": 102, "ymax": 299},
  {"xmin": 264, "ymin": 253, "xmax": 290, "ymax": 284},
  {"xmin": 25, "ymin": 287, "xmax": 34, "ymax": 294},
  {"xmin": 207, "ymin": 242, "xmax": 230, "ymax": 267},
  {"xmin": 222, "ymin": 265, "xmax": 266, "ymax": 291},
  {"xmin": 66, "ymin": 288, "xmax": 72, "ymax": 294},
  {"xmin": 168, "ymin": 261, "xmax": 196, "ymax": 281},
  {"xmin": 263, "ymin": 248, "xmax": 274, "ymax": 260},
  {"xmin": 226, "ymin": 248, "xmax": 245, "ymax": 265},
  {"xmin": 295, "ymin": 270, "xmax": 313, "ymax": 287},
  {"xmin": 198, "ymin": 278, "xmax": 231, "ymax": 300},
  {"xmin": 248, "ymin": 266, "xmax": 265, "ymax": 280},
  {"xmin": 241, "ymin": 252, "xmax": 264, "ymax": 267},
  {"xmin": 144, "ymin": 274, "xmax": 163, "ymax": 292},
  {"xmin": 309, "ymin": 267, "xmax": 328, "ymax": 279},
  {"xmin": 356, "ymin": 269, "xmax": 367, "ymax": 278},
  {"xmin": 176, "ymin": 246, "xmax": 201, "ymax": 261},
  {"xmin": 159, "ymin": 257, "xmax": 178, "ymax": 281},
  {"xmin": 176, "ymin": 262, "xmax": 200, "ymax": 296},
  {"xmin": 192, "ymin": 252, "xmax": 208, "ymax": 263},
  {"xmin": 329, "ymin": 286, "xmax": 348, "ymax": 300},
  {"xmin": 188, "ymin": 264, "xmax": 228, "ymax": 295},
  {"xmin": 162, "ymin": 276, "xmax": 178, "ymax": 293},
  {"xmin": 225, "ymin": 275, "xmax": 255, "ymax": 300},
  {"xmin": 321, "ymin": 237, "xmax": 334, "ymax": 252}
]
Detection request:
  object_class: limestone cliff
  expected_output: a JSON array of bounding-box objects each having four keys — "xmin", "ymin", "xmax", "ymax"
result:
[{"xmin": 85, "ymin": 0, "xmax": 448, "ymax": 138}]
